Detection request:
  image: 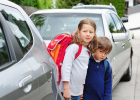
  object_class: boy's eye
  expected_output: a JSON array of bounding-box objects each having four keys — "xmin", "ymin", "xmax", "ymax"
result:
[{"xmin": 105, "ymin": 52, "xmax": 108, "ymax": 55}]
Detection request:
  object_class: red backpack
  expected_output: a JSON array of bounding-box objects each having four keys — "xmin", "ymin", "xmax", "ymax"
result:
[{"xmin": 47, "ymin": 33, "xmax": 82, "ymax": 85}]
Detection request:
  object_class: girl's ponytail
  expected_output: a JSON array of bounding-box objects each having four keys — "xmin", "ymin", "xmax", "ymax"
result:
[{"xmin": 70, "ymin": 30, "xmax": 82, "ymax": 45}]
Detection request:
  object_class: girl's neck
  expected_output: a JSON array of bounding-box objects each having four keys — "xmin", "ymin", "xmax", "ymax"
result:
[{"xmin": 81, "ymin": 42, "xmax": 88, "ymax": 48}]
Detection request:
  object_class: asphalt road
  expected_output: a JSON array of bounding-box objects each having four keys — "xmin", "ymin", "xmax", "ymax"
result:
[{"xmin": 112, "ymin": 39, "xmax": 140, "ymax": 100}]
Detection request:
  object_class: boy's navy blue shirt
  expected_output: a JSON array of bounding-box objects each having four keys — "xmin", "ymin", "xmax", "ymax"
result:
[{"xmin": 83, "ymin": 55, "xmax": 112, "ymax": 100}]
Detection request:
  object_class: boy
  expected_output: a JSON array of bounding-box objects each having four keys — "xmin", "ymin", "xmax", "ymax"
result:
[{"xmin": 83, "ymin": 36, "xmax": 112, "ymax": 100}]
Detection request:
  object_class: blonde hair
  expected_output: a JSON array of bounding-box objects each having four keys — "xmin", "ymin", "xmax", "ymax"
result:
[
  {"xmin": 97, "ymin": 36, "xmax": 112, "ymax": 53},
  {"xmin": 71, "ymin": 18, "xmax": 98, "ymax": 53}
]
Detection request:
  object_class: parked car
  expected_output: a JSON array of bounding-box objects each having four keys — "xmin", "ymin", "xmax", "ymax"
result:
[
  {"xmin": 0, "ymin": 1, "xmax": 62, "ymax": 100},
  {"xmin": 30, "ymin": 9, "xmax": 133, "ymax": 89}
]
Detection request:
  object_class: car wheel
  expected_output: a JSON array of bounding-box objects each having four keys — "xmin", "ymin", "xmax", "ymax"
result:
[{"xmin": 121, "ymin": 58, "xmax": 132, "ymax": 81}]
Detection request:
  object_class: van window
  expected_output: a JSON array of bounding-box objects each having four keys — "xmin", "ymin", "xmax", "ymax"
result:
[
  {"xmin": 105, "ymin": 13, "xmax": 117, "ymax": 33},
  {"xmin": 111, "ymin": 13, "xmax": 126, "ymax": 33},
  {"xmin": 31, "ymin": 13, "xmax": 104, "ymax": 39},
  {"xmin": 0, "ymin": 24, "xmax": 10, "ymax": 66},
  {"xmin": 1, "ymin": 7, "xmax": 33, "ymax": 55}
]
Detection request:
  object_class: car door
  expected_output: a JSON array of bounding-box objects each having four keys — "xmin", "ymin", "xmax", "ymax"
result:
[
  {"xmin": 0, "ymin": 5, "xmax": 40, "ymax": 100},
  {"xmin": 110, "ymin": 13, "xmax": 131, "ymax": 83},
  {"xmin": 105, "ymin": 12, "xmax": 130, "ymax": 87}
]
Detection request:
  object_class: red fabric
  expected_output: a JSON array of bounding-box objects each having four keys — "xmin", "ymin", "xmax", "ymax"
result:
[
  {"xmin": 47, "ymin": 33, "xmax": 82, "ymax": 85},
  {"xmin": 75, "ymin": 45, "xmax": 82, "ymax": 59}
]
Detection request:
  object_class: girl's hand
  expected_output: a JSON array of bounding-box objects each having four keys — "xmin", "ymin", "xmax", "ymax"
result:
[
  {"xmin": 63, "ymin": 89, "xmax": 71, "ymax": 100},
  {"xmin": 80, "ymin": 94, "xmax": 83, "ymax": 100}
]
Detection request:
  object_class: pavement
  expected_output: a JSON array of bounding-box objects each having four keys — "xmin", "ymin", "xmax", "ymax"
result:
[
  {"xmin": 112, "ymin": 38, "xmax": 140, "ymax": 100},
  {"xmin": 132, "ymin": 39, "xmax": 140, "ymax": 100}
]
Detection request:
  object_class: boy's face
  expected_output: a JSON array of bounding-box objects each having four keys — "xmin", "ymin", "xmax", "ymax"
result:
[{"xmin": 93, "ymin": 49, "xmax": 109, "ymax": 61}]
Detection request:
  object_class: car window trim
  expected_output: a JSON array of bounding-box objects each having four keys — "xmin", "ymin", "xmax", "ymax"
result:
[
  {"xmin": 0, "ymin": 12, "xmax": 23, "ymax": 62},
  {"xmin": 109, "ymin": 13, "xmax": 118, "ymax": 33},
  {"xmin": 0, "ymin": 60, "xmax": 16, "ymax": 71},
  {"xmin": 110, "ymin": 13, "xmax": 126, "ymax": 33}
]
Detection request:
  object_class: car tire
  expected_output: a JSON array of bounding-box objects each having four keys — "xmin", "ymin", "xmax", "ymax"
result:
[{"xmin": 121, "ymin": 58, "xmax": 132, "ymax": 81}]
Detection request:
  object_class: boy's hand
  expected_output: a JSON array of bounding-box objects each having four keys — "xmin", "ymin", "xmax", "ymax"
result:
[
  {"xmin": 63, "ymin": 89, "xmax": 71, "ymax": 100},
  {"xmin": 80, "ymin": 94, "xmax": 83, "ymax": 100}
]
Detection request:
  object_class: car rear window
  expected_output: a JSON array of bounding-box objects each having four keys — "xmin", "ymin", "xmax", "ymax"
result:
[{"xmin": 30, "ymin": 13, "xmax": 104, "ymax": 40}]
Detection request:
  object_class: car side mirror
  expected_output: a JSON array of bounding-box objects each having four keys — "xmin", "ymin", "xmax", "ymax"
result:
[
  {"xmin": 121, "ymin": 17, "xmax": 128, "ymax": 23},
  {"xmin": 112, "ymin": 33, "xmax": 126, "ymax": 42}
]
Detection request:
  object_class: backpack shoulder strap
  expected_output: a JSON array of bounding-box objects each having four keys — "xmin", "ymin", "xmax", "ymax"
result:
[
  {"xmin": 74, "ymin": 45, "xmax": 82, "ymax": 60},
  {"xmin": 104, "ymin": 59, "xmax": 108, "ymax": 75}
]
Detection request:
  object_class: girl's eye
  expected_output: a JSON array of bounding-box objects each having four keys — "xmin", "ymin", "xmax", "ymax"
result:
[{"xmin": 90, "ymin": 31, "xmax": 93, "ymax": 33}]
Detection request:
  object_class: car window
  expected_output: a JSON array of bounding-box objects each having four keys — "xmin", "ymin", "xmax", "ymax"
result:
[
  {"xmin": 105, "ymin": 13, "xmax": 117, "ymax": 33},
  {"xmin": 30, "ymin": 13, "xmax": 104, "ymax": 40},
  {"xmin": 1, "ymin": 6, "xmax": 33, "ymax": 55},
  {"xmin": 111, "ymin": 13, "xmax": 126, "ymax": 33},
  {"xmin": 0, "ymin": 24, "xmax": 10, "ymax": 66}
]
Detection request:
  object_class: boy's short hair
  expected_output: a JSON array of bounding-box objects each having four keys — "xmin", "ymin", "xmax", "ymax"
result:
[{"xmin": 97, "ymin": 36, "xmax": 112, "ymax": 53}]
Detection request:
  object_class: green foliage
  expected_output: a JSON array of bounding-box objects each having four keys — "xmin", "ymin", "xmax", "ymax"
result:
[
  {"xmin": 9, "ymin": 0, "xmax": 38, "ymax": 7},
  {"xmin": 8, "ymin": 0, "xmax": 53, "ymax": 9},
  {"xmin": 56, "ymin": 0, "xmax": 81, "ymax": 8},
  {"xmin": 102, "ymin": 0, "xmax": 125, "ymax": 18},
  {"xmin": 38, "ymin": 0, "xmax": 53, "ymax": 9},
  {"xmin": 56, "ymin": 0, "xmax": 125, "ymax": 17}
]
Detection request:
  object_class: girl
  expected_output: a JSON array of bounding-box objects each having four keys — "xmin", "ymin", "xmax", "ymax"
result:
[{"xmin": 59, "ymin": 18, "xmax": 98, "ymax": 100}]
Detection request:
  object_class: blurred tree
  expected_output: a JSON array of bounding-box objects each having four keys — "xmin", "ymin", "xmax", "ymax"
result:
[
  {"xmin": 56, "ymin": 0, "xmax": 125, "ymax": 18},
  {"xmin": 8, "ymin": 0, "xmax": 53, "ymax": 9},
  {"xmin": 37, "ymin": 0, "xmax": 53, "ymax": 9},
  {"xmin": 102, "ymin": 0, "xmax": 125, "ymax": 18}
]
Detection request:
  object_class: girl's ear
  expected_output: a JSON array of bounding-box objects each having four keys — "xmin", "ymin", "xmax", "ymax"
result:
[{"xmin": 77, "ymin": 29, "xmax": 80, "ymax": 35}]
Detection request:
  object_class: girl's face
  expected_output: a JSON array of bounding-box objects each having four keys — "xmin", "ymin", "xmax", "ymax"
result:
[
  {"xmin": 93, "ymin": 49, "xmax": 109, "ymax": 61},
  {"xmin": 78, "ymin": 24, "xmax": 95, "ymax": 47}
]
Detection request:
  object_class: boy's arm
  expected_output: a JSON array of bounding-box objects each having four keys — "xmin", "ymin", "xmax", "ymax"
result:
[{"xmin": 104, "ymin": 62, "xmax": 112, "ymax": 100}]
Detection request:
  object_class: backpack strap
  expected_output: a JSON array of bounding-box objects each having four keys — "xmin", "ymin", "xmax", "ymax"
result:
[
  {"xmin": 74, "ymin": 45, "xmax": 82, "ymax": 60},
  {"xmin": 104, "ymin": 59, "xmax": 108, "ymax": 75}
]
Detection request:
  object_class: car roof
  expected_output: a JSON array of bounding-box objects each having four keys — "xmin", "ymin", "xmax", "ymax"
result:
[
  {"xmin": 73, "ymin": 4, "xmax": 114, "ymax": 9},
  {"xmin": 0, "ymin": 0, "xmax": 19, "ymax": 8},
  {"xmin": 0, "ymin": 0, "xmax": 24, "ymax": 13},
  {"xmin": 31, "ymin": 9, "xmax": 114, "ymax": 15},
  {"xmin": 72, "ymin": 4, "xmax": 117, "ymax": 13}
]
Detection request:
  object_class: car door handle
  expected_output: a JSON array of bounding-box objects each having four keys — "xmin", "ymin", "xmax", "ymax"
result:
[
  {"xmin": 19, "ymin": 75, "xmax": 33, "ymax": 88},
  {"xmin": 122, "ymin": 43, "xmax": 125, "ymax": 48}
]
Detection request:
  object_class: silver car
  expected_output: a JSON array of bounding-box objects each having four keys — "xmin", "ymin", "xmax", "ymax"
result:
[
  {"xmin": 30, "ymin": 9, "xmax": 133, "ymax": 89},
  {"xmin": 0, "ymin": 1, "xmax": 62, "ymax": 100}
]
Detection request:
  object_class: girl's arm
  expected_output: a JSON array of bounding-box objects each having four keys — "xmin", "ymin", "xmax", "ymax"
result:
[
  {"xmin": 61, "ymin": 44, "xmax": 79, "ymax": 99},
  {"xmin": 63, "ymin": 81, "xmax": 71, "ymax": 100},
  {"xmin": 79, "ymin": 84, "xmax": 84, "ymax": 100},
  {"xmin": 104, "ymin": 62, "xmax": 112, "ymax": 100}
]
